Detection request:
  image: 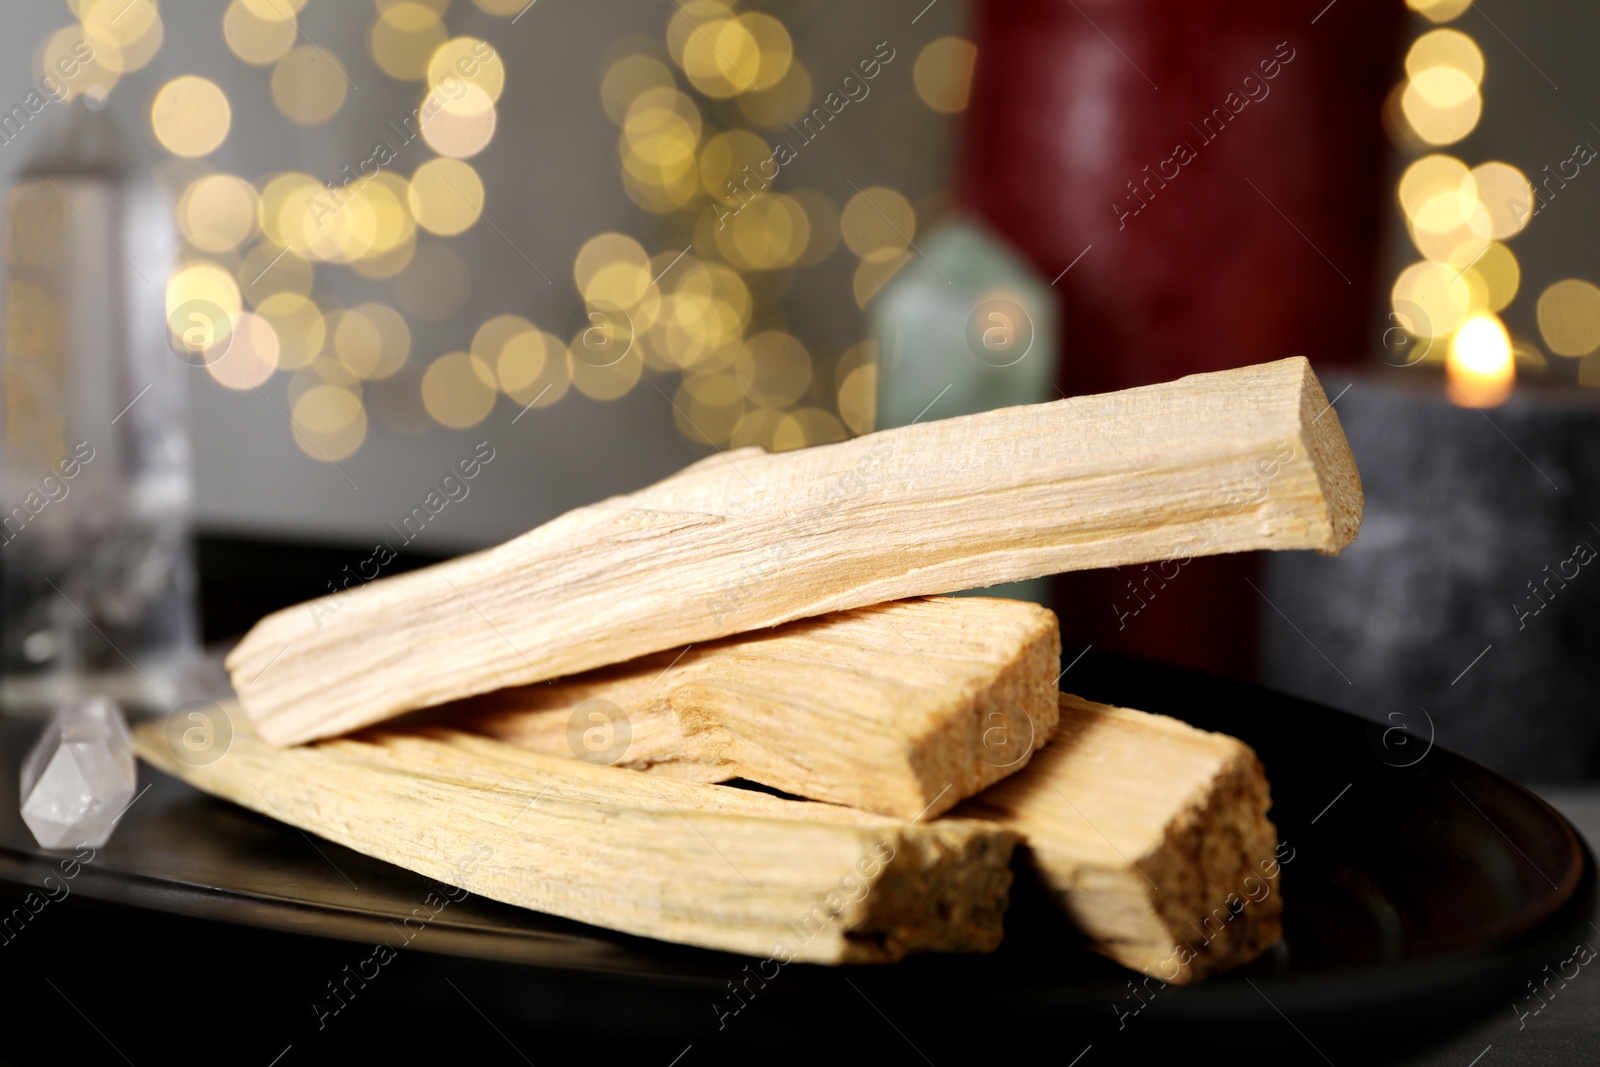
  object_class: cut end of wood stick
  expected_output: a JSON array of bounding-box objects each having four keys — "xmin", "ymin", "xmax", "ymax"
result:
[
  {"xmin": 957, "ymin": 694, "xmax": 1282, "ymax": 983},
  {"xmin": 445, "ymin": 596, "xmax": 1061, "ymax": 820},
  {"xmin": 133, "ymin": 712, "xmax": 1018, "ymax": 964},
  {"xmin": 1294, "ymin": 360, "xmax": 1364, "ymax": 554},
  {"xmin": 227, "ymin": 357, "xmax": 1364, "ymax": 746}
]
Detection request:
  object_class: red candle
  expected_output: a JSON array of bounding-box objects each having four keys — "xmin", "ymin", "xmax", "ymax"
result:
[{"xmin": 956, "ymin": 0, "xmax": 1404, "ymax": 679}]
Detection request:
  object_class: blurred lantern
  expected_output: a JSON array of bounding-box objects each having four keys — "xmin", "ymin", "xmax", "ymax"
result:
[
  {"xmin": 1, "ymin": 100, "xmax": 197, "ymax": 709},
  {"xmin": 872, "ymin": 217, "xmax": 1057, "ymax": 606}
]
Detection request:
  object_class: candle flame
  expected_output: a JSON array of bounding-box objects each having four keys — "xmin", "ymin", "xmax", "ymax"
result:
[{"xmin": 1447, "ymin": 313, "xmax": 1514, "ymax": 407}]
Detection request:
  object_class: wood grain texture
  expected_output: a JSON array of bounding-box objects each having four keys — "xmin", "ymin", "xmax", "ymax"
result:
[
  {"xmin": 134, "ymin": 716, "xmax": 1017, "ymax": 964},
  {"xmin": 433, "ymin": 596, "xmax": 1060, "ymax": 819},
  {"xmin": 229, "ymin": 357, "xmax": 1362, "ymax": 745},
  {"xmin": 958, "ymin": 694, "xmax": 1282, "ymax": 983}
]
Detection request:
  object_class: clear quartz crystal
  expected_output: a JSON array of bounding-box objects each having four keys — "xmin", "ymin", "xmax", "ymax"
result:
[
  {"xmin": 20, "ymin": 696, "xmax": 136, "ymax": 849},
  {"xmin": 0, "ymin": 99, "xmax": 195, "ymax": 709}
]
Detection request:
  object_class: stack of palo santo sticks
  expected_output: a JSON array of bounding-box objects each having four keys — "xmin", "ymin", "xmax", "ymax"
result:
[{"xmin": 136, "ymin": 357, "xmax": 1362, "ymax": 984}]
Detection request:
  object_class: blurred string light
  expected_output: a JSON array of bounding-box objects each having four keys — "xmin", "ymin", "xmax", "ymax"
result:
[
  {"xmin": 1386, "ymin": 3, "xmax": 1528, "ymax": 406},
  {"xmin": 222, "ymin": 0, "xmax": 297, "ymax": 66},
  {"xmin": 1390, "ymin": 4, "xmax": 1600, "ymax": 396},
  {"xmin": 46, "ymin": 0, "xmax": 973, "ymax": 461},
  {"xmin": 583, "ymin": 5, "xmax": 978, "ymax": 449},
  {"xmin": 272, "ymin": 45, "xmax": 349, "ymax": 125},
  {"xmin": 913, "ymin": 36, "xmax": 977, "ymax": 114}
]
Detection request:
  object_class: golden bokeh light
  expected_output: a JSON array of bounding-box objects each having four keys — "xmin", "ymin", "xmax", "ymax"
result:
[
  {"xmin": 853, "ymin": 250, "xmax": 912, "ymax": 309},
  {"xmin": 672, "ymin": 8, "xmax": 790, "ymax": 98},
  {"xmin": 672, "ymin": 376, "xmax": 743, "ymax": 446},
  {"xmin": 264, "ymin": 174, "xmax": 382, "ymax": 264},
  {"xmin": 1401, "ymin": 67, "xmax": 1482, "ymax": 146},
  {"xmin": 574, "ymin": 232, "xmax": 652, "ymax": 307},
  {"xmin": 207, "ymin": 311, "xmax": 281, "ymax": 391},
  {"xmin": 335, "ymin": 302, "xmax": 410, "ymax": 379},
  {"xmin": 1399, "ymin": 154, "xmax": 1471, "ymax": 219},
  {"xmin": 375, "ymin": 0, "xmax": 448, "ymax": 14},
  {"xmin": 166, "ymin": 260, "xmax": 243, "ymax": 326},
  {"xmin": 428, "ymin": 37, "xmax": 504, "ymax": 102},
  {"xmin": 730, "ymin": 406, "xmax": 786, "ymax": 450},
  {"xmin": 273, "ymin": 46, "xmax": 350, "ymax": 125},
  {"xmin": 38, "ymin": 25, "xmax": 119, "ymax": 102},
  {"xmin": 1407, "ymin": 183, "xmax": 1489, "ymax": 265},
  {"xmin": 1467, "ymin": 162, "xmax": 1534, "ymax": 239},
  {"xmin": 1406, "ymin": 0, "xmax": 1474, "ymax": 24},
  {"xmin": 290, "ymin": 353, "xmax": 361, "ymax": 402},
  {"xmin": 841, "ymin": 187, "xmax": 915, "ymax": 261},
  {"xmin": 255, "ymin": 291, "xmax": 326, "ymax": 369},
  {"xmin": 733, "ymin": 13, "xmax": 794, "ymax": 91},
  {"xmin": 737, "ymin": 331, "xmax": 811, "ymax": 407},
  {"xmin": 472, "ymin": 313, "xmax": 535, "ymax": 365},
  {"xmin": 179, "ymin": 174, "xmax": 259, "ymax": 253},
  {"xmin": 348, "ymin": 174, "xmax": 415, "ymax": 255},
  {"xmin": 568, "ymin": 342, "xmax": 644, "ymax": 401},
  {"xmin": 836, "ymin": 362, "xmax": 875, "ymax": 436},
  {"xmin": 602, "ymin": 54, "xmax": 676, "ymax": 124},
  {"xmin": 152, "ymin": 76, "xmax": 232, "ymax": 158},
  {"xmin": 293, "ymin": 384, "xmax": 367, "ymax": 462},
  {"xmin": 737, "ymin": 59, "xmax": 812, "ymax": 129},
  {"xmin": 1536, "ymin": 279, "xmax": 1600, "ymax": 357},
  {"xmin": 617, "ymin": 82, "xmax": 707, "ymax": 214},
  {"xmin": 656, "ymin": 260, "xmax": 750, "ymax": 371},
  {"xmin": 408, "ymin": 158, "xmax": 484, "ymax": 235},
  {"xmin": 699, "ymin": 128, "xmax": 771, "ymax": 203},
  {"xmin": 717, "ymin": 192, "xmax": 809, "ymax": 271},
  {"xmin": 224, "ymin": 0, "xmax": 296, "ymax": 65},
  {"xmin": 682, "ymin": 364, "xmax": 748, "ymax": 405},
  {"xmin": 257, "ymin": 172, "xmax": 316, "ymax": 247},
  {"xmin": 914, "ymin": 37, "xmax": 978, "ymax": 114},
  {"xmin": 393, "ymin": 242, "xmax": 471, "ymax": 321},
  {"xmin": 1405, "ymin": 29, "xmax": 1484, "ymax": 85},
  {"xmin": 1446, "ymin": 313, "xmax": 1513, "ymax": 407},
  {"xmin": 1392, "ymin": 260, "xmax": 1472, "ymax": 340},
  {"xmin": 239, "ymin": 0, "xmax": 309, "ymax": 18},
  {"xmin": 420, "ymin": 83, "xmax": 498, "ymax": 158},
  {"xmin": 665, "ymin": 0, "xmax": 734, "ymax": 64},
  {"xmin": 370, "ymin": 2, "xmax": 447, "ymax": 81},
  {"xmin": 81, "ymin": 0, "xmax": 162, "ymax": 73},
  {"xmin": 624, "ymin": 88, "xmax": 702, "ymax": 178},
  {"xmin": 1462, "ymin": 241, "xmax": 1520, "ymax": 312},
  {"xmin": 422, "ymin": 352, "xmax": 498, "ymax": 427},
  {"xmin": 772, "ymin": 407, "xmax": 847, "ymax": 452},
  {"xmin": 498, "ymin": 328, "xmax": 572, "ymax": 407}
]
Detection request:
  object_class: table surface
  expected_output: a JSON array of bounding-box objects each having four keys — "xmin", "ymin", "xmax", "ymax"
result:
[
  {"xmin": 1403, "ymin": 787, "xmax": 1600, "ymax": 1066},
  {"xmin": 4, "ymin": 720, "xmax": 1597, "ymax": 1064}
]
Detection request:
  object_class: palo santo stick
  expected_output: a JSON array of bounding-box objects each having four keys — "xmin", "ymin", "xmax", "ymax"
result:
[
  {"xmin": 230, "ymin": 357, "xmax": 1361, "ymax": 745},
  {"xmin": 957, "ymin": 694, "xmax": 1282, "ymax": 984},
  {"xmin": 440, "ymin": 596, "xmax": 1060, "ymax": 820},
  {"xmin": 134, "ymin": 717, "xmax": 1017, "ymax": 963}
]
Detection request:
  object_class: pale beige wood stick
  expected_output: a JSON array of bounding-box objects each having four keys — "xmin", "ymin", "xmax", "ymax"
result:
[
  {"xmin": 134, "ymin": 717, "xmax": 1017, "ymax": 964},
  {"xmin": 957, "ymin": 694, "xmax": 1282, "ymax": 984},
  {"xmin": 230, "ymin": 357, "xmax": 1361, "ymax": 745},
  {"xmin": 433, "ymin": 596, "xmax": 1060, "ymax": 820}
]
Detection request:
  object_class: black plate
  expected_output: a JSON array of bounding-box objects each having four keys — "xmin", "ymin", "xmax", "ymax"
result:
[{"xmin": 0, "ymin": 653, "xmax": 1591, "ymax": 1061}]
